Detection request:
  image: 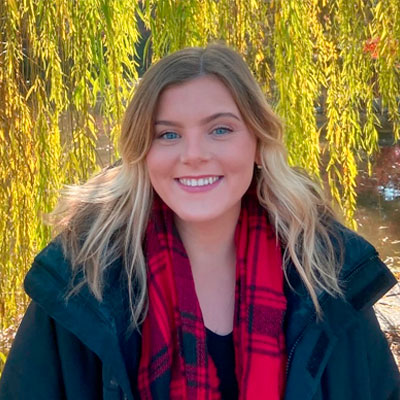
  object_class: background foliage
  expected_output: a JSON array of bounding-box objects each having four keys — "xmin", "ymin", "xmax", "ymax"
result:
[{"xmin": 0, "ymin": 0, "xmax": 399, "ymax": 369}]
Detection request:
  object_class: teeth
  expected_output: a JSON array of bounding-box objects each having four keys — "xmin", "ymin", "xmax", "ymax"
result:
[{"xmin": 179, "ymin": 176, "xmax": 219, "ymax": 187}]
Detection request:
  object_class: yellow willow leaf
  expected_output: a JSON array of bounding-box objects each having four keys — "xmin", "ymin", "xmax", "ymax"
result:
[{"xmin": 7, "ymin": 0, "xmax": 18, "ymax": 14}]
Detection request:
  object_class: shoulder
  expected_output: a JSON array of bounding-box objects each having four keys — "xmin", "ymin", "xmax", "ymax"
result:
[
  {"xmin": 24, "ymin": 238, "xmax": 127, "ymax": 339},
  {"xmin": 328, "ymin": 220, "xmax": 376, "ymax": 269},
  {"xmin": 326, "ymin": 221, "xmax": 396, "ymax": 310},
  {"xmin": 286, "ymin": 219, "xmax": 396, "ymax": 308},
  {"xmin": 25, "ymin": 237, "xmax": 123, "ymax": 305},
  {"xmin": 23, "ymin": 237, "xmax": 89, "ymax": 310},
  {"xmin": 25, "ymin": 238, "xmax": 72, "ymax": 293}
]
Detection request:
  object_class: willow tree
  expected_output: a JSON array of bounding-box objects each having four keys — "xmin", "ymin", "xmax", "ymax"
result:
[
  {"xmin": 0, "ymin": 0, "xmax": 140, "ymax": 330},
  {"xmin": 0, "ymin": 0, "xmax": 399, "ymax": 347}
]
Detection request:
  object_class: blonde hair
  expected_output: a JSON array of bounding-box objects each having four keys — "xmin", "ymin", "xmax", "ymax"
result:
[{"xmin": 50, "ymin": 43, "xmax": 342, "ymax": 327}]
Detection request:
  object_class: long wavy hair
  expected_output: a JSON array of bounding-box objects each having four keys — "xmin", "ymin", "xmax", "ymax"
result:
[{"xmin": 50, "ymin": 43, "xmax": 343, "ymax": 327}]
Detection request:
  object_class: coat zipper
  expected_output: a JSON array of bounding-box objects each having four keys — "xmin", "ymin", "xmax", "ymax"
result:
[{"xmin": 285, "ymin": 312, "xmax": 315, "ymax": 378}]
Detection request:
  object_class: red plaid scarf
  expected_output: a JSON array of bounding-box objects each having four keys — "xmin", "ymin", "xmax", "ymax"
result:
[{"xmin": 137, "ymin": 188, "xmax": 287, "ymax": 399}]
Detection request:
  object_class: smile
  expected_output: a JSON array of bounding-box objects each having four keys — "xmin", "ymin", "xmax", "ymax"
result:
[{"xmin": 177, "ymin": 176, "xmax": 221, "ymax": 187}]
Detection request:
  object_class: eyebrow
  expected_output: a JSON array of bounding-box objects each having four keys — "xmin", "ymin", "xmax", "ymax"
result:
[{"xmin": 154, "ymin": 112, "xmax": 241, "ymax": 127}]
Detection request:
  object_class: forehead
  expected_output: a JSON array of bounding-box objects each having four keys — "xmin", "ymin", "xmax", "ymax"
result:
[{"xmin": 155, "ymin": 75, "xmax": 240, "ymax": 119}]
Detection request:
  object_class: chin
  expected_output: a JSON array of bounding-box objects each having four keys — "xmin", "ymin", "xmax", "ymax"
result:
[
  {"xmin": 174, "ymin": 211, "xmax": 219, "ymax": 224},
  {"xmin": 172, "ymin": 202, "xmax": 240, "ymax": 226}
]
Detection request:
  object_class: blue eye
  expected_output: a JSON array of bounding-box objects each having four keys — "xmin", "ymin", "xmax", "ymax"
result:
[
  {"xmin": 160, "ymin": 132, "xmax": 180, "ymax": 140},
  {"xmin": 212, "ymin": 127, "xmax": 232, "ymax": 136}
]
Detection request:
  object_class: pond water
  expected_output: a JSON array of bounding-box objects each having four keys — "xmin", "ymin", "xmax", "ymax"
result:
[{"xmin": 355, "ymin": 141, "xmax": 400, "ymax": 274}]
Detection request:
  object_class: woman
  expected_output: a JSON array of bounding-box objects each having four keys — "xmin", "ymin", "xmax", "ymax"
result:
[{"xmin": 0, "ymin": 43, "xmax": 399, "ymax": 400}]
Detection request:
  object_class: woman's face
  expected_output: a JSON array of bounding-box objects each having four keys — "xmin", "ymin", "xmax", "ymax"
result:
[{"xmin": 146, "ymin": 75, "xmax": 257, "ymax": 225}]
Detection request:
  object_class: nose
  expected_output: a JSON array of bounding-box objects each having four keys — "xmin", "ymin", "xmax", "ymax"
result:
[{"xmin": 180, "ymin": 135, "xmax": 211, "ymax": 165}]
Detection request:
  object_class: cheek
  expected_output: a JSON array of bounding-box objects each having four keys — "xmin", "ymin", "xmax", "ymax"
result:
[
  {"xmin": 146, "ymin": 148, "xmax": 168, "ymax": 173},
  {"xmin": 228, "ymin": 141, "xmax": 257, "ymax": 171},
  {"xmin": 145, "ymin": 150, "xmax": 162, "ymax": 188},
  {"xmin": 146, "ymin": 148, "xmax": 177, "ymax": 193}
]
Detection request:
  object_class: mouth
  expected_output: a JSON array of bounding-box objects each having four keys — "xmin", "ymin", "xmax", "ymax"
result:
[{"xmin": 176, "ymin": 176, "xmax": 222, "ymax": 188}]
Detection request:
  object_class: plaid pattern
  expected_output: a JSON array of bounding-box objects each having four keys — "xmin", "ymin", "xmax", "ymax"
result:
[{"xmin": 137, "ymin": 187, "xmax": 287, "ymax": 399}]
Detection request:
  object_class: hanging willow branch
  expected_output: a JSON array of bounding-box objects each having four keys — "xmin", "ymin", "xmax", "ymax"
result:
[
  {"xmin": 0, "ymin": 0, "xmax": 139, "ymax": 328},
  {"xmin": 273, "ymin": 0, "xmax": 322, "ymax": 179}
]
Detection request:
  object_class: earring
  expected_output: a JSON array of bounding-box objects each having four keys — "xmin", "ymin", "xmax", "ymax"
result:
[{"xmin": 256, "ymin": 164, "xmax": 262, "ymax": 170}]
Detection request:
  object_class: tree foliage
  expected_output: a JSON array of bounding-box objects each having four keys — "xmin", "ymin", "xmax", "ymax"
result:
[{"xmin": 0, "ymin": 0, "xmax": 399, "ymax": 332}]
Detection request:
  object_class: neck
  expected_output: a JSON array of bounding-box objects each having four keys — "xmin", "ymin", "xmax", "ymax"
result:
[{"xmin": 174, "ymin": 205, "xmax": 241, "ymax": 270}]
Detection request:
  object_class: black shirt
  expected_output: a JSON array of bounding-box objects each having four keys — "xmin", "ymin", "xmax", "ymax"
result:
[{"xmin": 206, "ymin": 328, "xmax": 239, "ymax": 400}]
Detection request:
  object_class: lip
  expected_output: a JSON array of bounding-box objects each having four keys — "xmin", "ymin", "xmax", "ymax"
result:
[{"xmin": 175, "ymin": 175, "xmax": 223, "ymax": 193}]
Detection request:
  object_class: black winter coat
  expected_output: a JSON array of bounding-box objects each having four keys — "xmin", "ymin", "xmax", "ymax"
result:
[{"xmin": 0, "ymin": 225, "xmax": 399, "ymax": 399}]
